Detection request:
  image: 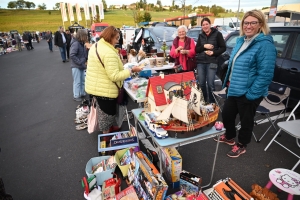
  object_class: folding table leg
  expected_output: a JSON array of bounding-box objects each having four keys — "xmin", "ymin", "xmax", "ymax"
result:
[{"xmin": 202, "ymin": 134, "xmax": 221, "ymax": 188}]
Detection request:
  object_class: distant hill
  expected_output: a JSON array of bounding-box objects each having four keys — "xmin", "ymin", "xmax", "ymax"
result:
[
  {"xmin": 0, "ymin": 9, "xmax": 237, "ymax": 33},
  {"xmin": 0, "ymin": 9, "xmax": 183, "ymax": 32}
]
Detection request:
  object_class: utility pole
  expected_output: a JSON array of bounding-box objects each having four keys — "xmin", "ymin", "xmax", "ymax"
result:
[
  {"xmin": 236, "ymin": 0, "xmax": 240, "ymax": 30},
  {"xmin": 183, "ymin": 0, "xmax": 186, "ymax": 26},
  {"xmin": 268, "ymin": 0, "xmax": 278, "ymax": 23}
]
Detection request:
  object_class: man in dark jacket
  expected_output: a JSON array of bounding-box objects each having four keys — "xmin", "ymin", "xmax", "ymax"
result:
[
  {"xmin": 65, "ymin": 29, "xmax": 72, "ymax": 60},
  {"xmin": 54, "ymin": 26, "xmax": 68, "ymax": 62}
]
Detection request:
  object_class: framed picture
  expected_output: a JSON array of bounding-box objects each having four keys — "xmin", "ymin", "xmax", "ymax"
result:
[{"xmin": 156, "ymin": 86, "xmax": 163, "ymax": 94}]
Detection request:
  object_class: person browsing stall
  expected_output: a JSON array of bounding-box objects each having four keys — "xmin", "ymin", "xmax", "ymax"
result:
[
  {"xmin": 85, "ymin": 26, "xmax": 142, "ymax": 135},
  {"xmin": 195, "ymin": 18, "xmax": 226, "ymax": 103},
  {"xmin": 70, "ymin": 29, "xmax": 88, "ymax": 102},
  {"xmin": 170, "ymin": 25, "xmax": 196, "ymax": 72},
  {"xmin": 214, "ymin": 10, "xmax": 277, "ymax": 158}
]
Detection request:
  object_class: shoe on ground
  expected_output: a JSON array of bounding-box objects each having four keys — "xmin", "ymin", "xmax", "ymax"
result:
[
  {"xmin": 63, "ymin": 60, "xmax": 66, "ymax": 62},
  {"xmin": 73, "ymin": 97, "xmax": 82, "ymax": 102},
  {"xmin": 66, "ymin": 59, "xmax": 69, "ymax": 62},
  {"xmin": 227, "ymin": 145, "xmax": 246, "ymax": 158},
  {"xmin": 213, "ymin": 134, "xmax": 236, "ymax": 145}
]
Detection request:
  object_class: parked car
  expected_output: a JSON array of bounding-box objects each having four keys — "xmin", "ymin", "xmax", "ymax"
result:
[
  {"xmin": 131, "ymin": 26, "xmax": 177, "ymax": 54},
  {"xmin": 187, "ymin": 27, "xmax": 202, "ymax": 42},
  {"xmin": 217, "ymin": 26, "xmax": 300, "ymax": 106},
  {"xmin": 187, "ymin": 27, "xmax": 229, "ymax": 43}
]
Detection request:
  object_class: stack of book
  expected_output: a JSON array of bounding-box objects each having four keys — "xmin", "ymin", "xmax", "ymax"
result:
[{"xmin": 91, "ymin": 156, "xmax": 117, "ymax": 174}]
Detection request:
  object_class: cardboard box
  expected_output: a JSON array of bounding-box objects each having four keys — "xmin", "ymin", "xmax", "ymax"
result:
[
  {"xmin": 115, "ymin": 185, "xmax": 139, "ymax": 200},
  {"xmin": 180, "ymin": 170, "xmax": 202, "ymax": 197},
  {"xmin": 133, "ymin": 151, "xmax": 168, "ymax": 200},
  {"xmin": 161, "ymin": 147, "xmax": 182, "ymax": 188},
  {"xmin": 115, "ymin": 148, "xmax": 136, "ymax": 177}
]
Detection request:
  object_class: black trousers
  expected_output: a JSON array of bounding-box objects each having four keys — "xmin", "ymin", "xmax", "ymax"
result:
[
  {"xmin": 222, "ymin": 95, "xmax": 263, "ymax": 145},
  {"xmin": 66, "ymin": 44, "xmax": 70, "ymax": 59}
]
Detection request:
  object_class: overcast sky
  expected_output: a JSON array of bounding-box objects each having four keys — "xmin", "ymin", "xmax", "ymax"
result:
[{"xmin": 0, "ymin": 0, "xmax": 298, "ymax": 12}]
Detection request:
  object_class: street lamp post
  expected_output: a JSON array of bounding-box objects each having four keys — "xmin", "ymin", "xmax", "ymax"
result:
[{"xmin": 236, "ymin": 0, "xmax": 240, "ymax": 30}]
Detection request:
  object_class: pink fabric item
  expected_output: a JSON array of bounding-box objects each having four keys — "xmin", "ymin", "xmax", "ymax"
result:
[{"xmin": 87, "ymin": 97, "xmax": 99, "ymax": 134}]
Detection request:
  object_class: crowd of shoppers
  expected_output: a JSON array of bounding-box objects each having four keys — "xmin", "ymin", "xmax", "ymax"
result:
[{"xmin": 1, "ymin": 10, "xmax": 276, "ymax": 159}]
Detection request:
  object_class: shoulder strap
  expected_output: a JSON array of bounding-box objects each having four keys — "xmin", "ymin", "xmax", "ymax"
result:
[
  {"xmin": 95, "ymin": 43, "xmax": 120, "ymax": 90},
  {"xmin": 95, "ymin": 43, "xmax": 105, "ymax": 68}
]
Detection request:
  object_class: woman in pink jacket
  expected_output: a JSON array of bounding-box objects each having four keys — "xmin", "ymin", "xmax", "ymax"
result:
[{"xmin": 170, "ymin": 25, "xmax": 196, "ymax": 72}]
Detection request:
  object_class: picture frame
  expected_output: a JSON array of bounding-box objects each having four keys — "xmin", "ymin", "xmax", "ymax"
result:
[{"xmin": 156, "ymin": 85, "xmax": 163, "ymax": 94}]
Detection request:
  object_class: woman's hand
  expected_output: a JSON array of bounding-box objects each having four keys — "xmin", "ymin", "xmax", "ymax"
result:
[
  {"xmin": 204, "ymin": 44, "xmax": 214, "ymax": 50},
  {"xmin": 205, "ymin": 50, "xmax": 214, "ymax": 56},
  {"xmin": 132, "ymin": 66, "xmax": 143, "ymax": 73},
  {"xmin": 176, "ymin": 46, "xmax": 184, "ymax": 52},
  {"xmin": 180, "ymin": 50, "xmax": 189, "ymax": 55}
]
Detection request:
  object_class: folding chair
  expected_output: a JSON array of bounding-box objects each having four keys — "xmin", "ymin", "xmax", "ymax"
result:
[
  {"xmin": 253, "ymin": 81, "xmax": 291, "ymax": 142},
  {"xmin": 212, "ymin": 87, "xmax": 227, "ymax": 112},
  {"xmin": 264, "ymin": 100, "xmax": 300, "ymax": 170}
]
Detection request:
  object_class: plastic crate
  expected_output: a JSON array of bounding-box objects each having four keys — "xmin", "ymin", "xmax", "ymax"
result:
[
  {"xmin": 85, "ymin": 156, "xmax": 116, "ymax": 186},
  {"xmin": 98, "ymin": 131, "xmax": 138, "ymax": 153}
]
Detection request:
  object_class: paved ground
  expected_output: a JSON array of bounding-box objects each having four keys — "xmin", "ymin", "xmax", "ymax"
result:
[{"xmin": 0, "ymin": 41, "xmax": 299, "ymax": 200}]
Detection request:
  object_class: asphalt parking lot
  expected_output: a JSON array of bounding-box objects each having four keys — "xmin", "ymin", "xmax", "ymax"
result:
[{"xmin": 0, "ymin": 40, "xmax": 299, "ymax": 200}]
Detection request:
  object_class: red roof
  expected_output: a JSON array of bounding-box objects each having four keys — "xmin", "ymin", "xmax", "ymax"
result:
[{"xmin": 146, "ymin": 72, "xmax": 196, "ymax": 106}]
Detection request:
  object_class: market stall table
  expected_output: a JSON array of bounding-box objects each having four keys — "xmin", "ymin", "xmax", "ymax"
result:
[{"xmin": 131, "ymin": 108, "xmax": 225, "ymax": 188}]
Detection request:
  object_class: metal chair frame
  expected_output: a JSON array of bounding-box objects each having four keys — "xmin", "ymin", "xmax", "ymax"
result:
[{"xmin": 264, "ymin": 100, "xmax": 300, "ymax": 171}]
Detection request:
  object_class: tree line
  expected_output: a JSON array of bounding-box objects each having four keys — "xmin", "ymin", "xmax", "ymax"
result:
[
  {"xmin": 7, "ymin": 0, "xmax": 46, "ymax": 10},
  {"xmin": 7, "ymin": 0, "xmax": 242, "ymax": 17}
]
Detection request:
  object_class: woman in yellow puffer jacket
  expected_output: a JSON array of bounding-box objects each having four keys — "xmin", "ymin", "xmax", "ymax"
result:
[{"xmin": 85, "ymin": 26, "xmax": 142, "ymax": 134}]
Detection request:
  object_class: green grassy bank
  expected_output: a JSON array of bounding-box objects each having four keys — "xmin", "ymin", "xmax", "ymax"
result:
[{"xmin": 0, "ymin": 9, "xmax": 184, "ymax": 33}]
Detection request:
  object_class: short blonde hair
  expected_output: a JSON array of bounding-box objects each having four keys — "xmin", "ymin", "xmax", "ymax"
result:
[
  {"xmin": 240, "ymin": 9, "xmax": 270, "ymax": 36},
  {"xmin": 177, "ymin": 25, "xmax": 188, "ymax": 33}
]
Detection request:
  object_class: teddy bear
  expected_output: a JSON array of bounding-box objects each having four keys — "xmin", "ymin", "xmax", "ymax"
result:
[
  {"xmin": 137, "ymin": 49, "xmax": 147, "ymax": 62},
  {"xmin": 128, "ymin": 49, "xmax": 138, "ymax": 63}
]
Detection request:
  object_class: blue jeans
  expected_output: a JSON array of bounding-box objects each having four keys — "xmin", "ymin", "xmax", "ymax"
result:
[
  {"xmin": 59, "ymin": 43, "xmax": 67, "ymax": 61},
  {"xmin": 48, "ymin": 40, "xmax": 52, "ymax": 51},
  {"xmin": 72, "ymin": 68, "xmax": 86, "ymax": 98},
  {"xmin": 197, "ymin": 63, "xmax": 216, "ymax": 103}
]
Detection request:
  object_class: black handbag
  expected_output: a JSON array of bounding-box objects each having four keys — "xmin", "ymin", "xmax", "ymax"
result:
[{"xmin": 95, "ymin": 43, "xmax": 127, "ymax": 105}]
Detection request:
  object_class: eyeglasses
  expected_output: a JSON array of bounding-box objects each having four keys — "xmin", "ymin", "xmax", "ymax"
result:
[{"xmin": 243, "ymin": 21, "xmax": 260, "ymax": 26}]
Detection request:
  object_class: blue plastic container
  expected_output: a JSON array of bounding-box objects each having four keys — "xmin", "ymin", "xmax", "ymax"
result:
[{"xmin": 85, "ymin": 156, "xmax": 116, "ymax": 186}]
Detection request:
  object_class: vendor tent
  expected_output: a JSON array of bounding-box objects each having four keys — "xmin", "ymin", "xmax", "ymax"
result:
[{"xmin": 68, "ymin": 22, "xmax": 84, "ymax": 33}]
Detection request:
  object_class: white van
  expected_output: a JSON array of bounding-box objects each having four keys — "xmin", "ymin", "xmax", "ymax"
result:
[
  {"xmin": 122, "ymin": 27, "xmax": 136, "ymax": 49},
  {"xmin": 213, "ymin": 17, "xmax": 241, "ymax": 30}
]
